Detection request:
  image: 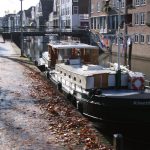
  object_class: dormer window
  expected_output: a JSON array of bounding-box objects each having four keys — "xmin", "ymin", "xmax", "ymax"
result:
[{"xmin": 73, "ymin": 6, "xmax": 78, "ymax": 14}]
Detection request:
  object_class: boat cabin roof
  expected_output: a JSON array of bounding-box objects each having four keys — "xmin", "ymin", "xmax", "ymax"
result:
[
  {"xmin": 56, "ymin": 63, "xmax": 116, "ymax": 77},
  {"xmin": 48, "ymin": 41, "xmax": 99, "ymax": 50}
]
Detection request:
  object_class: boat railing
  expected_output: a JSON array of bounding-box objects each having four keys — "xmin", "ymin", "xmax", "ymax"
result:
[{"xmin": 145, "ymin": 80, "xmax": 150, "ymax": 89}]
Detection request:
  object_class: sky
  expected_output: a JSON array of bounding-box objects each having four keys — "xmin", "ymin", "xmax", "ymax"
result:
[{"xmin": 0, "ymin": 0, "xmax": 40, "ymax": 17}]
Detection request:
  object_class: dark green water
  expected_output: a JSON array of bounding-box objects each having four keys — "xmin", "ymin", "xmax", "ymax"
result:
[{"xmin": 99, "ymin": 52, "xmax": 150, "ymax": 81}]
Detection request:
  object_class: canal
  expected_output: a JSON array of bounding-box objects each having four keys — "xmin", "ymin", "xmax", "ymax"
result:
[
  {"xmin": 24, "ymin": 35, "xmax": 150, "ymax": 81},
  {"xmin": 99, "ymin": 52, "xmax": 150, "ymax": 81}
]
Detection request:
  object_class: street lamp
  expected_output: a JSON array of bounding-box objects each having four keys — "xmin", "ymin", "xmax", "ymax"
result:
[
  {"xmin": 20, "ymin": 0, "xmax": 24, "ymax": 57},
  {"xmin": 116, "ymin": 0, "xmax": 121, "ymax": 88},
  {"xmin": 118, "ymin": 0, "xmax": 121, "ymax": 71}
]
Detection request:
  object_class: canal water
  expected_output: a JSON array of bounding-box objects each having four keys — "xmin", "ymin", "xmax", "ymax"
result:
[
  {"xmin": 99, "ymin": 52, "xmax": 150, "ymax": 81},
  {"xmin": 24, "ymin": 36, "xmax": 150, "ymax": 81},
  {"xmin": 24, "ymin": 36, "xmax": 150, "ymax": 149}
]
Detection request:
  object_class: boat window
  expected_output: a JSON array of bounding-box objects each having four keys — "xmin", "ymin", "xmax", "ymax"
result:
[{"xmin": 74, "ymin": 77, "xmax": 76, "ymax": 81}]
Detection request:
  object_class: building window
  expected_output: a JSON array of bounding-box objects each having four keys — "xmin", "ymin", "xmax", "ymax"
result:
[
  {"xmin": 134, "ymin": 13, "xmax": 139, "ymax": 25},
  {"xmin": 147, "ymin": 35, "xmax": 150, "ymax": 44},
  {"xmin": 134, "ymin": 34, "xmax": 139, "ymax": 43},
  {"xmin": 135, "ymin": 0, "xmax": 140, "ymax": 6},
  {"xmin": 141, "ymin": 0, "xmax": 146, "ymax": 5},
  {"xmin": 140, "ymin": 12, "xmax": 145, "ymax": 25},
  {"xmin": 97, "ymin": 2, "xmax": 101, "ymax": 12},
  {"xmin": 94, "ymin": 17, "xmax": 96, "ymax": 29},
  {"xmin": 121, "ymin": 0, "xmax": 125, "ymax": 8},
  {"xmin": 73, "ymin": 6, "xmax": 78, "ymax": 14},
  {"xmin": 91, "ymin": 4, "xmax": 94, "ymax": 13},
  {"xmin": 100, "ymin": 17, "xmax": 106, "ymax": 29},
  {"xmin": 140, "ymin": 34, "xmax": 145, "ymax": 43},
  {"xmin": 61, "ymin": 0, "xmax": 65, "ymax": 4},
  {"xmin": 91, "ymin": 18, "xmax": 94, "ymax": 29},
  {"xmin": 115, "ymin": 0, "xmax": 125, "ymax": 8}
]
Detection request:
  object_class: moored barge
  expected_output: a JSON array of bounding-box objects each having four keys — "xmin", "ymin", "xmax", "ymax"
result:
[{"xmin": 37, "ymin": 40, "xmax": 150, "ymax": 125}]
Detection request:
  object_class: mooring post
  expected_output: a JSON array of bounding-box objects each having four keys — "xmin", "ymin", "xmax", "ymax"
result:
[{"xmin": 113, "ymin": 134, "xmax": 123, "ymax": 150}]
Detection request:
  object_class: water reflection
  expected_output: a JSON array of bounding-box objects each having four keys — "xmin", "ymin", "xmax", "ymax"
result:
[
  {"xmin": 99, "ymin": 52, "xmax": 150, "ymax": 80},
  {"xmin": 23, "ymin": 36, "xmax": 44, "ymax": 61},
  {"xmin": 24, "ymin": 36, "xmax": 150, "ymax": 81}
]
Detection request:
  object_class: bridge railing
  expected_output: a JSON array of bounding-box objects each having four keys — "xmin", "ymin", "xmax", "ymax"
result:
[{"xmin": 1, "ymin": 26, "xmax": 89, "ymax": 34}]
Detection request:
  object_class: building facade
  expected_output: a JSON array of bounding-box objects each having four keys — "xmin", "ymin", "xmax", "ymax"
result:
[
  {"xmin": 90, "ymin": 0, "xmax": 150, "ymax": 59},
  {"xmin": 127, "ymin": 0, "xmax": 150, "ymax": 58},
  {"xmin": 60, "ymin": 0, "xmax": 89, "ymax": 31}
]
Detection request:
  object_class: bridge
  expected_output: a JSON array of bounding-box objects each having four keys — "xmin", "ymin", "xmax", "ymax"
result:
[{"xmin": 1, "ymin": 26, "xmax": 89, "ymax": 37}]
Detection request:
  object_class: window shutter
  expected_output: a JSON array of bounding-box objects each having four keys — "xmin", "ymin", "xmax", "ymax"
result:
[{"xmin": 146, "ymin": 12, "xmax": 150, "ymax": 25}]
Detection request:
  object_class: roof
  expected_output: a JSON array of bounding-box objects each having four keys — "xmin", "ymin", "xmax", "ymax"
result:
[
  {"xmin": 25, "ymin": 7, "xmax": 35, "ymax": 18},
  {"xmin": 39, "ymin": 0, "xmax": 53, "ymax": 24},
  {"xmin": 48, "ymin": 41, "xmax": 99, "ymax": 50},
  {"xmin": 56, "ymin": 63, "xmax": 113, "ymax": 77}
]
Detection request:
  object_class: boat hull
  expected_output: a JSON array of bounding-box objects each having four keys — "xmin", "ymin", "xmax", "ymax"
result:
[
  {"xmin": 49, "ymin": 74, "xmax": 150, "ymax": 125},
  {"xmin": 81, "ymin": 96, "xmax": 150, "ymax": 124}
]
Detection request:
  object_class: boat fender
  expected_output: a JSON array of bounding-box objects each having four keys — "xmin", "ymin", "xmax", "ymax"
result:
[
  {"xmin": 34, "ymin": 60, "xmax": 38, "ymax": 66},
  {"xmin": 94, "ymin": 89, "xmax": 102, "ymax": 95},
  {"xmin": 89, "ymin": 89, "xmax": 102, "ymax": 97},
  {"xmin": 67, "ymin": 93, "xmax": 72, "ymax": 100},
  {"xmin": 46, "ymin": 71, "xmax": 50, "ymax": 79},
  {"xmin": 132, "ymin": 77, "xmax": 144, "ymax": 90},
  {"xmin": 57, "ymin": 82, "xmax": 62, "ymax": 91},
  {"xmin": 88, "ymin": 89, "xmax": 95, "ymax": 100},
  {"xmin": 76, "ymin": 100, "xmax": 83, "ymax": 113}
]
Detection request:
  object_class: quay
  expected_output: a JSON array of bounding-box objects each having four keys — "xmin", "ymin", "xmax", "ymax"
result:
[{"xmin": 0, "ymin": 39, "xmax": 113, "ymax": 149}]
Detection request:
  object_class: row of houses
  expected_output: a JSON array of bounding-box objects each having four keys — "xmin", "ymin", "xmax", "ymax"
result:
[
  {"xmin": 90, "ymin": 0, "xmax": 150, "ymax": 59},
  {"xmin": 1, "ymin": 0, "xmax": 53, "ymax": 32},
  {"xmin": 0, "ymin": 0, "xmax": 150, "ymax": 59},
  {"xmin": 0, "ymin": 0, "xmax": 89, "ymax": 32}
]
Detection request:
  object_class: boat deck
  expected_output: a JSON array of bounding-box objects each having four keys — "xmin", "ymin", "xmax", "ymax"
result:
[
  {"xmin": 56, "ymin": 63, "xmax": 116, "ymax": 76},
  {"xmin": 102, "ymin": 89, "xmax": 150, "ymax": 99}
]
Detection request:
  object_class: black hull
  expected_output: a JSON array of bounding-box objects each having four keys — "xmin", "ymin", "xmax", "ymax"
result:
[
  {"xmin": 82, "ymin": 97, "xmax": 150, "ymax": 125},
  {"xmin": 49, "ymin": 75, "xmax": 150, "ymax": 125}
]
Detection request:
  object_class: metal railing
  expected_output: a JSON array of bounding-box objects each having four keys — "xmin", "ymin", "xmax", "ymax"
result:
[{"xmin": 1, "ymin": 26, "xmax": 89, "ymax": 33}]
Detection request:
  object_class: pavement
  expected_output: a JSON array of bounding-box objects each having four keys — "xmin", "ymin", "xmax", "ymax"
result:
[{"xmin": 0, "ymin": 40, "xmax": 112, "ymax": 150}]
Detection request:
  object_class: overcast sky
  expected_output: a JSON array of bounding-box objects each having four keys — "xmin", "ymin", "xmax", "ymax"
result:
[{"xmin": 0, "ymin": 0, "xmax": 39, "ymax": 17}]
